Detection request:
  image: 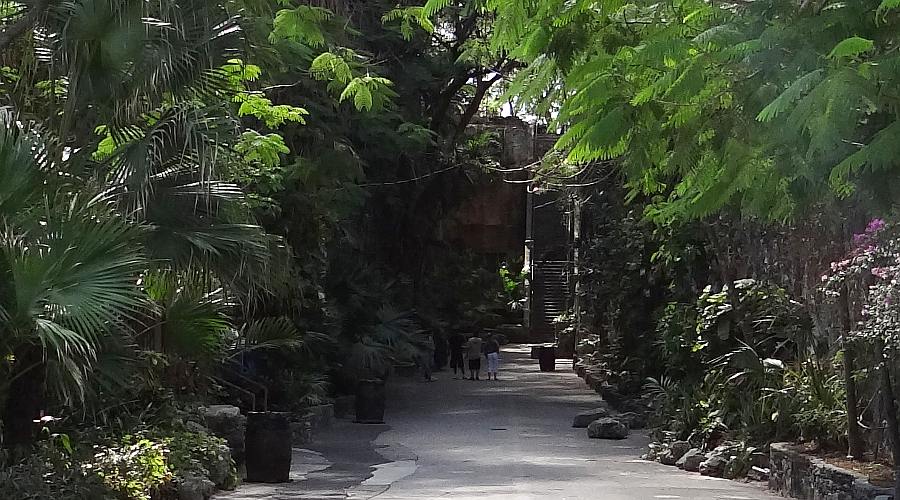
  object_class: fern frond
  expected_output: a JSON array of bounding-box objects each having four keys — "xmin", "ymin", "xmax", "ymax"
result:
[
  {"xmin": 423, "ymin": 0, "xmax": 452, "ymax": 17},
  {"xmin": 756, "ymin": 69, "xmax": 824, "ymax": 123},
  {"xmin": 829, "ymin": 120, "xmax": 900, "ymax": 196}
]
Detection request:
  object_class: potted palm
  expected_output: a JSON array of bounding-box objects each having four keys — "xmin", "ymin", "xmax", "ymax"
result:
[
  {"xmin": 340, "ymin": 309, "xmax": 429, "ymax": 424},
  {"xmin": 231, "ymin": 317, "xmax": 330, "ymax": 482}
]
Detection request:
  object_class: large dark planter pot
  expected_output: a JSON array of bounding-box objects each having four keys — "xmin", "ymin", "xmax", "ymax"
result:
[
  {"xmin": 355, "ymin": 379, "xmax": 386, "ymax": 424},
  {"xmin": 538, "ymin": 346, "xmax": 556, "ymax": 372},
  {"xmin": 245, "ymin": 412, "xmax": 292, "ymax": 483}
]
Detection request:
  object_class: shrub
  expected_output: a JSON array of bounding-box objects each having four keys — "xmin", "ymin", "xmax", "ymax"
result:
[
  {"xmin": 648, "ymin": 281, "xmax": 828, "ymax": 445},
  {"xmin": 87, "ymin": 439, "xmax": 171, "ymax": 500},
  {"xmin": 163, "ymin": 431, "xmax": 238, "ymax": 489},
  {"xmin": 0, "ymin": 442, "xmax": 110, "ymax": 500},
  {"xmin": 777, "ymin": 360, "xmax": 848, "ymax": 446}
]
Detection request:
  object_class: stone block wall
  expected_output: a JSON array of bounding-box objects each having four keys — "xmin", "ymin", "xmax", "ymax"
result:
[{"xmin": 769, "ymin": 442, "xmax": 892, "ymax": 500}]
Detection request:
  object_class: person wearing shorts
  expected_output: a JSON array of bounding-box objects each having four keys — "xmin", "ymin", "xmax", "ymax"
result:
[
  {"xmin": 465, "ymin": 334, "xmax": 484, "ymax": 380},
  {"xmin": 448, "ymin": 332, "xmax": 467, "ymax": 379},
  {"xmin": 484, "ymin": 336, "xmax": 500, "ymax": 380}
]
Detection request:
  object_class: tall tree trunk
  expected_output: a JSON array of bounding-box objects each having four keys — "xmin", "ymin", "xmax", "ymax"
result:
[
  {"xmin": 452, "ymin": 74, "xmax": 503, "ymax": 144},
  {"xmin": 879, "ymin": 356, "xmax": 900, "ymax": 496},
  {"xmin": 2, "ymin": 345, "xmax": 46, "ymax": 454},
  {"xmin": 839, "ymin": 290, "xmax": 865, "ymax": 459}
]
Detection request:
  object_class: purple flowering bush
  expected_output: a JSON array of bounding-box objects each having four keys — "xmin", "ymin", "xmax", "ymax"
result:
[{"xmin": 820, "ymin": 218, "xmax": 900, "ymax": 346}]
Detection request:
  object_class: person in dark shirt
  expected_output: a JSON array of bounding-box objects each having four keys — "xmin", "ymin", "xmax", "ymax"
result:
[
  {"xmin": 484, "ymin": 336, "xmax": 501, "ymax": 381},
  {"xmin": 448, "ymin": 332, "xmax": 467, "ymax": 379}
]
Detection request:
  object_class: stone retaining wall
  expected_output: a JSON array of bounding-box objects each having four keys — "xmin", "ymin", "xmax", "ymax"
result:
[{"xmin": 769, "ymin": 442, "xmax": 892, "ymax": 500}]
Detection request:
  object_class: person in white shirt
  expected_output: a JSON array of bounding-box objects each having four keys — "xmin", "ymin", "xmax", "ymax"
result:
[{"xmin": 465, "ymin": 334, "xmax": 484, "ymax": 381}]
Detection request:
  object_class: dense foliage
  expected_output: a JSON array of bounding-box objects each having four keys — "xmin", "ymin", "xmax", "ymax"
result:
[{"xmin": 6, "ymin": 0, "xmax": 900, "ymax": 495}]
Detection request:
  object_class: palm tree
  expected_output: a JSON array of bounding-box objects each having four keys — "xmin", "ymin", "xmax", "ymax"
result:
[
  {"xmin": 0, "ymin": 0, "xmax": 287, "ymax": 451},
  {"xmin": 0, "ymin": 119, "xmax": 148, "ymax": 451}
]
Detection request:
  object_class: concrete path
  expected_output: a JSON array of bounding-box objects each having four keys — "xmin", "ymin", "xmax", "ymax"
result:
[
  {"xmin": 218, "ymin": 346, "xmax": 781, "ymax": 499},
  {"xmin": 215, "ymin": 424, "xmax": 391, "ymax": 500},
  {"xmin": 372, "ymin": 345, "xmax": 781, "ymax": 500}
]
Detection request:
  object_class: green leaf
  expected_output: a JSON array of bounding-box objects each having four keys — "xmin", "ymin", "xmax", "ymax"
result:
[
  {"xmin": 270, "ymin": 6, "xmax": 333, "ymax": 47},
  {"xmin": 877, "ymin": 0, "xmax": 900, "ymax": 17},
  {"xmin": 828, "ymin": 36, "xmax": 874, "ymax": 60},
  {"xmin": 756, "ymin": 69, "xmax": 824, "ymax": 122},
  {"xmin": 310, "ymin": 51, "xmax": 353, "ymax": 84},
  {"xmin": 422, "ymin": 0, "xmax": 451, "ymax": 16}
]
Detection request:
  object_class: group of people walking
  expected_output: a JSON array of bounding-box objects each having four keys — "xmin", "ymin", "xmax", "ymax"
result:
[{"xmin": 447, "ymin": 332, "xmax": 501, "ymax": 381}]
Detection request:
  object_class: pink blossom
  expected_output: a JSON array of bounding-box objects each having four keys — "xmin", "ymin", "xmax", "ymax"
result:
[
  {"xmin": 872, "ymin": 267, "xmax": 889, "ymax": 279},
  {"xmin": 867, "ymin": 218, "xmax": 886, "ymax": 233}
]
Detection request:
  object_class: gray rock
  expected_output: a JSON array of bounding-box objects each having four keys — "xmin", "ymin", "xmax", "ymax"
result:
[
  {"xmin": 618, "ymin": 399, "xmax": 652, "ymax": 415},
  {"xmin": 573, "ymin": 407, "xmax": 612, "ymax": 428},
  {"xmin": 201, "ymin": 405, "xmax": 246, "ymax": 465},
  {"xmin": 699, "ymin": 455, "xmax": 728, "ymax": 477},
  {"xmin": 616, "ymin": 412, "xmax": 647, "ymax": 429},
  {"xmin": 671, "ymin": 441, "xmax": 692, "ymax": 457},
  {"xmin": 205, "ymin": 443, "xmax": 233, "ymax": 489},
  {"xmin": 203, "ymin": 405, "xmax": 240, "ymax": 418},
  {"xmin": 677, "ymin": 448, "xmax": 706, "ymax": 472},
  {"xmin": 747, "ymin": 466, "xmax": 769, "ymax": 482},
  {"xmin": 659, "ymin": 441, "xmax": 691, "ymax": 466},
  {"xmin": 186, "ymin": 420, "xmax": 208, "ymax": 434},
  {"xmin": 643, "ymin": 442, "xmax": 664, "ymax": 462},
  {"xmin": 177, "ymin": 475, "xmax": 216, "ymax": 500},
  {"xmin": 587, "ymin": 418, "xmax": 629, "ymax": 440},
  {"xmin": 711, "ymin": 441, "xmax": 741, "ymax": 455},
  {"xmin": 722, "ymin": 456, "xmax": 743, "ymax": 479},
  {"xmin": 597, "ymin": 383, "xmax": 625, "ymax": 405}
]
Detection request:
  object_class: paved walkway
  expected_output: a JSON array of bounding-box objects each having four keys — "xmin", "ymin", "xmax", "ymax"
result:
[
  {"xmin": 219, "ymin": 346, "xmax": 781, "ymax": 499},
  {"xmin": 371, "ymin": 345, "xmax": 780, "ymax": 500}
]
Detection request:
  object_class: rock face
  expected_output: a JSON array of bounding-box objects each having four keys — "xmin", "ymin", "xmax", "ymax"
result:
[
  {"xmin": 572, "ymin": 407, "xmax": 611, "ymax": 428},
  {"xmin": 177, "ymin": 475, "xmax": 216, "ymax": 500},
  {"xmin": 587, "ymin": 418, "xmax": 629, "ymax": 440},
  {"xmin": 659, "ymin": 441, "xmax": 691, "ymax": 466},
  {"xmin": 677, "ymin": 449, "xmax": 706, "ymax": 472},
  {"xmin": 201, "ymin": 405, "xmax": 246, "ymax": 465},
  {"xmin": 699, "ymin": 455, "xmax": 727, "ymax": 477}
]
